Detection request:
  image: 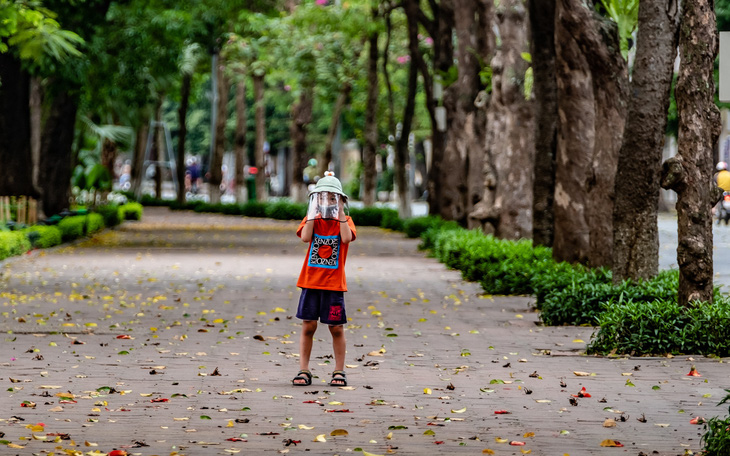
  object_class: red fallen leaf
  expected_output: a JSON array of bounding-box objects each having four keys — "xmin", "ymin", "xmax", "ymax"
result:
[
  {"xmin": 226, "ymin": 438, "xmax": 248, "ymax": 442},
  {"xmin": 510, "ymin": 441, "xmax": 526, "ymax": 446},
  {"xmin": 150, "ymin": 398, "xmax": 169, "ymax": 403},
  {"xmin": 302, "ymin": 400, "xmax": 321, "ymax": 404},
  {"xmin": 20, "ymin": 402, "xmax": 36, "ymax": 408},
  {"xmin": 427, "ymin": 422, "xmax": 445, "ymax": 426},
  {"xmin": 690, "ymin": 417, "xmax": 706, "ymax": 425},
  {"xmin": 59, "ymin": 400, "xmax": 77, "ymax": 404},
  {"xmin": 494, "ymin": 410, "xmax": 511, "ymax": 414},
  {"xmin": 572, "ymin": 386, "xmax": 592, "ymax": 398},
  {"xmin": 108, "ymin": 451, "xmax": 128, "ymax": 456},
  {"xmin": 687, "ymin": 366, "xmax": 701, "ymax": 377},
  {"xmin": 116, "ymin": 335, "xmax": 132, "ymax": 339},
  {"xmin": 434, "ymin": 441, "xmax": 445, "ymax": 444},
  {"xmin": 326, "ymin": 409, "xmax": 352, "ymax": 413}
]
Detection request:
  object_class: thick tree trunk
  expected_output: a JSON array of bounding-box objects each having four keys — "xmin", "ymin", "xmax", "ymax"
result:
[
  {"xmin": 362, "ymin": 29, "xmax": 379, "ymax": 207},
  {"xmin": 131, "ymin": 122, "xmax": 149, "ymax": 198},
  {"xmin": 613, "ymin": 0, "xmax": 679, "ymax": 283},
  {"xmin": 253, "ymin": 73, "xmax": 266, "ymax": 202},
  {"xmin": 528, "ymin": 0, "xmax": 558, "ymax": 247},
  {"xmin": 473, "ymin": 0, "xmax": 534, "ymax": 240},
  {"xmin": 30, "ymin": 77, "xmax": 43, "ymax": 199},
  {"xmin": 209, "ymin": 62, "xmax": 229, "ymax": 204},
  {"xmin": 395, "ymin": 35, "xmax": 418, "ymax": 219},
  {"xmin": 553, "ymin": 12, "xmax": 594, "ymax": 264},
  {"xmin": 40, "ymin": 90, "xmax": 80, "ymax": 216},
  {"xmin": 554, "ymin": 0, "xmax": 628, "ymax": 267},
  {"xmin": 101, "ymin": 138, "xmax": 117, "ymax": 189},
  {"xmin": 319, "ymin": 83, "xmax": 352, "ymax": 176},
  {"xmin": 177, "ymin": 72, "xmax": 192, "ymax": 204},
  {"xmin": 153, "ymin": 99, "xmax": 164, "ymax": 199},
  {"xmin": 234, "ymin": 75, "xmax": 247, "ymax": 203},
  {"xmin": 289, "ymin": 90, "xmax": 314, "ymax": 203},
  {"xmin": 661, "ymin": 0, "xmax": 720, "ymax": 305},
  {"xmin": 0, "ymin": 53, "xmax": 37, "ymax": 197}
]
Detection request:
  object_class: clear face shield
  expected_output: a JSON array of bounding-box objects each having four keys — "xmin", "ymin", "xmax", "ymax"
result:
[{"xmin": 307, "ymin": 191, "xmax": 347, "ymax": 220}]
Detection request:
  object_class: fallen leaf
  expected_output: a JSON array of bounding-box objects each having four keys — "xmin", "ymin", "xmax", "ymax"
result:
[
  {"xmin": 298, "ymin": 425, "xmax": 314, "ymax": 430},
  {"xmin": 690, "ymin": 417, "xmax": 706, "ymax": 425},
  {"xmin": 572, "ymin": 387, "xmax": 591, "ymax": 398},
  {"xmin": 603, "ymin": 419, "xmax": 616, "ymax": 427},
  {"xmin": 314, "ymin": 434, "xmax": 327, "ymax": 442},
  {"xmin": 330, "ymin": 429, "xmax": 348, "ymax": 436},
  {"xmin": 510, "ymin": 441, "xmax": 526, "ymax": 446},
  {"xmin": 687, "ymin": 366, "xmax": 701, "ymax": 377},
  {"xmin": 495, "ymin": 437, "xmax": 509, "ymax": 443},
  {"xmin": 573, "ymin": 371, "xmax": 593, "ymax": 377},
  {"xmin": 424, "ymin": 388, "xmax": 432, "ymax": 395},
  {"xmin": 600, "ymin": 439, "xmax": 624, "ymax": 447},
  {"xmin": 451, "ymin": 407, "xmax": 467, "ymax": 413}
]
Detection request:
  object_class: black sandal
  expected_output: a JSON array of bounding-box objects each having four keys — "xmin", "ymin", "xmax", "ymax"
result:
[
  {"xmin": 329, "ymin": 370, "xmax": 347, "ymax": 387},
  {"xmin": 292, "ymin": 370, "xmax": 312, "ymax": 386}
]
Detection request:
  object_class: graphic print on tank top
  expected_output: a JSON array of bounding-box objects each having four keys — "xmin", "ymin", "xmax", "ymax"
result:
[{"xmin": 307, "ymin": 234, "xmax": 340, "ymax": 269}]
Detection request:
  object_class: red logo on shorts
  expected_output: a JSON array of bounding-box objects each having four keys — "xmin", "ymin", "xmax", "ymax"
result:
[{"xmin": 329, "ymin": 306, "xmax": 342, "ymax": 321}]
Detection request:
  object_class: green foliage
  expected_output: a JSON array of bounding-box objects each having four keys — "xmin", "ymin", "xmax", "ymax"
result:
[
  {"xmin": 57, "ymin": 216, "xmax": 86, "ymax": 242},
  {"xmin": 588, "ymin": 296, "xmax": 730, "ymax": 356},
  {"xmin": 120, "ymin": 202, "xmax": 143, "ymax": 221},
  {"xmin": 381, "ymin": 209, "xmax": 404, "ymax": 231},
  {"xmin": 22, "ymin": 226, "xmax": 63, "ymax": 249},
  {"xmin": 85, "ymin": 213, "xmax": 105, "ymax": 234},
  {"xmin": 597, "ymin": 0, "xmax": 638, "ymax": 59},
  {"xmin": 0, "ymin": 2, "xmax": 83, "ymax": 60},
  {"xmin": 0, "ymin": 231, "xmax": 31, "ymax": 260},
  {"xmin": 403, "ymin": 216, "xmax": 442, "ymax": 239},
  {"xmin": 264, "ymin": 201, "xmax": 307, "ymax": 221},
  {"xmin": 94, "ymin": 204, "xmax": 122, "ymax": 227},
  {"xmin": 702, "ymin": 390, "xmax": 730, "ymax": 454}
]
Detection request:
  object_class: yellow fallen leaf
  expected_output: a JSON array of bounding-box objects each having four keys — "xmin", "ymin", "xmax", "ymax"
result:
[
  {"xmin": 495, "ymin": 437, "xmax": 509, "ymax": 443},
  {"xmin": 27, "ymin": 424, "xmax": 44, "ymax": 432},
  {"xmin": 298, "ymin": 424, "xmax": 314, "ymax": 430},
  {"xmin": 227, "ymin": 420, "xmax": 234, "ymax": 427},
  {"xmin": 173, "ymin": 417, "xmax": 189, "ymax": 421},
  {"xmin": 386, "ymin": 432, "xmax": 393, "ymax": 440},
  {"xmin": 600, "ymin": 439, "xmax": 623, "ymax": 447},
  {"xmin": 515, "ymin": 314, "xmax": 524, "ymax": 319},
  {"xmin": 603, "ymin": 418, "xmax": 616, "ymax": 427},
  {"xmin": 572, "ymin": 339, "xmax": 584, "ymax": 343},
  {"xmin": 573, "ymin": 371, "xmax": 592, "ymax": 377},
  {"xmin": 483, "ymin": 450, "xmax": 495, "ymax": 454},
  {"xmin": 330, "ymin": 429, "xmax": 349, "ymax": 436},
  {"xmin": 655, "ymin": 423, "xmax": 670, "ymax": 427},
  {"xmin": 140, "ymin": 393, "xmax": 153, "ymax": 397},
  {"xmin": 424, "ymin": 388, "xmax": 432, "ymax": 395},
  {"xmin": 451, "ymin": 407, "xmax": 467, "ymax": 413},
  {"xmin": 84, "ymin": 441, "xmax": 98, "ymax": 447},
  {"xmin": 368, "ymin": 351, "xmax": 384, "ymax": 357},
  {"xmin": 32, "ymin": 434, "xmax": 48, "ymax": 441},
  {"xmin": 345, "ymin": 364, "xmax": 358, "ymax": 368},
  {"xmin": 535, "ymin": 399, "xmax": 551, "ymax": 403},
  {"xmin": 314, "ymin": 434, "xmax": 327, "ymax": 442},
  {"xmin": 523, "ymin": 432, "xmax": 535, "ymax": 438},
  {"xmin": 362, "ymin": 451, "xmax": 384, "ymax": 456},
  {"xmin": 272, "ymin": 307, "xmax": 286, "ymax": 313},
  {"xmin": 328, "ymin": 401, "xmax": 344, "ymax": 405},
  {"xmin": 521, "ymin": 450, "xmax": 532, "ymax": 454},
  {"xmin": 7, "ymin": 444, "xmax": 25, "ymax": 449}
]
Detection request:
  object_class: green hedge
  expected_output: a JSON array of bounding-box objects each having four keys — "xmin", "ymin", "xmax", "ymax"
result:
[
  {"xmin": 94, "ymin": 204, "xmax": 121, "ymax": 227},
  {"xmin": 120, "ymin": 202, "xmax": 143, "ymax": 220},
  {"xmin": 0, "ymin": 231, "xmax": 31, "ymax": 260},
  {"xmin": 22, "ymin": 226, "xmax": 62, "ymax": 249}
]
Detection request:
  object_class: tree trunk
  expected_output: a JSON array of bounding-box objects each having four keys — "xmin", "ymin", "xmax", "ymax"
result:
[
  {"xmin": 319, "ymin": 83, "xmax": 352, "ymax": 177},
  {"xmin": 40, "ymin": 90, "xmax": 80, "ymax": 216},
  {"xmin": 0, "ymin": 53, "xmax": 37, "ymax": 197},
  {"xmin": 30, "ymin": 77, "xmax": 43, "ymax": 199},
  {"xmin": 473, "ymin": 0, "xmax": 534, "ymax": 240},
  {"xmin": 289, "ymin": 89, "xmax": 314, "ymax": 203},
  {"xmin": 553, "ymin": 10, "xmax": 594, "ymax": 264},
  {"xmin": 396, "ymin": 30, "xmax": 419, "ymax": 219},
  {"xmin": 253, "ymin": 73, "xmax": 266, "ymax": 202},
  {"xmin": 362, "ymin": 28, "xmax": 379, "ymax": 206},
  {"xmin": 612, "ymin": 0, "xmax": 679, "ymax": 283},
  {"xmin": 131, "ymin": 121, "xmax": 148, "ymax": 198},
  {"xmin": 153, "ymin": 99, "xmax": 164, "ymax": 199},
  {"xmin": 177, "ymin": 72, "xmax": 192, "ymax": 204},
  {"xmin": 209, "ymin": 61, "xmax": 229, "ymax": 204},
  {"xmin": 661, "ymin": 0, "xmax": 720, "ymax": 305},
  {"xmin": 554, "ymin": 0, "xmax": 628, "ymax": 267},
  {"xmin": 234, "ymin": 74, "xmax": 247, "ymax": 203},
  {"xmin": 528, "ymin": 0, "xmax": 558, "ymax": 247}
]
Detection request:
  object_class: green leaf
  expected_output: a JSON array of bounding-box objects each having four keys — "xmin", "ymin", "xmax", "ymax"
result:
[{"xmin": 200, "ymin": 415, "xmax": 212, "ymax": 420}]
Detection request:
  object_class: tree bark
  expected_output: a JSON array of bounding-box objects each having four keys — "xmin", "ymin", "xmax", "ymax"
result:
[
  {"xmin": 553, "ymin": 8, "xmax": 594, "ymax": 265},
  {"xmin": 319, "ymin": 83, "xmax": 352, "ymax": 177},
  {"xmin": 362, "ymin": 28, "xmax": 379, "ymax": 207},
  {"xmin": 253, "ymin": 73, "xmax": 266, "ymax": 202},
  {"xmin": 153, "ymin": 98, "xmax": 164, "ymax": 199},
  {"xmin": 177, "ymin": 72, "xmax": 192, "ymax": 204},
  {"xmin": 209, "ymin": 61, "xmax": 229, "ymax": 204},
  {"xmin": 289, "ymin": 89, "xmax": 314, "ymax": 203},
  {"xmin": 529, "ymin": 0, "xmax": 558, "ymax": 247},
  {"xmin": 101, "ymin": 138, "xmax": 117, "ymax": 189},
  {"xmin": 661, "ymin": 0, "xmax": 720, "ymax": 305},
  {"xmin": 554, "ymin": 0, "xmax": 628, "ymax": 267},
  {"xmin": 234, "ymin": 74, "xmax": 247, "ymax": 203},
  {"xmin": 613, "ymin": 0, "xmax": 679, "ymax": 283},
  {"xmin": 473, "ymin": 0, "xmax": 534, "ymax": 240},
  {"xmin": 30, "ymin": 76, "xmax": 43, "ymax": 199},
  {"xmin": 396, "ymin": 29, "xmax": 418, "ymax": 219},
  {"xmin": 0, "ymin": 53, "xmax": 37, "ymax": 197},
  {"xmin": 40, "ymin": 90, "xmax": 80, "ymax": 216},
  {"xmin": 131, "ymin": 121, "xmax": 149, "ymax": 198}
]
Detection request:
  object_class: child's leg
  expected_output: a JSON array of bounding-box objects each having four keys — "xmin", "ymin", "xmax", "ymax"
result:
[
  {"xmin": 298, "ymin": 320, "xmax": 318, "ymax": 372},
  {"xmin": 329, "ymin": 324, "xmax": 346, "ymax": 372}
]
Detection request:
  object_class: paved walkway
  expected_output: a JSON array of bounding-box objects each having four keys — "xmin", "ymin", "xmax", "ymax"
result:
[{"xmin": 0, "ymin": 207, "xmax": 726, "ymax": 455}]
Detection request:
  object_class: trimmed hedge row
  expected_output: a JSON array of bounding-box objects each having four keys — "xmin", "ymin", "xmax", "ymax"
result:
[{"xmin": 0, "ymin": 202, "xmax": 143, "ymax": 258}]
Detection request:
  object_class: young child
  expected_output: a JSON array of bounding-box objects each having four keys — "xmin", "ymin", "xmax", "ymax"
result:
[{"xmin": 292, "ymin": 172, "xmax": 356, "ymax": 387}]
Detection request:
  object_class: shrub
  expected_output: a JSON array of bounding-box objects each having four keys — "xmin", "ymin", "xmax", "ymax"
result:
[
  {"xmin": 380, "ymin": 209, "xmax": 404, "ymax": 231},
  {"xmin": 349, "ymin": 207, "xmax": 387, "ymax": 227},
  {"xmin": 265, "ymin": 201, "xmax": 307, "ymax": 220},
  {"xmin": 539, "ymin": 270, "xmax": 680, "ymax": 326},
  {"xmin": 403, "ymin": 216, "xmax": 442, "ymax": 239},
  {"xmin": 241, "ymin": 201, "xmax": 268, "ymax": 218},
  {"xmin": 0, "ymin": 231, "xmax": 31, "ymax": 260},
  {"xmin": 702, "ymin": 390, "xmax": 730, "ymax": 454},
  {"xmin": 139, "ymin": 195, "xmax": 173, "ymax": 206},
  {"xmin": 86, "ymin": 213, "xmax": 105, "ymax": 234},
  {"xmin": 587, "ymin": 296, "xmax": 730, "ymax": 356},
  {"xmin": 57, "ymin": 216, "xmax": 86, "ymax": 242},
  {"xmin": 120, "ymin": 202, "xmax": 143, "ymax": 220},
  {"xmin": 94, "ymin": 204, "xmax": 121, "ymax": 227},
  {"xmin": 23, "ymin": 226, "xmax": 62, "ymax": 249}
]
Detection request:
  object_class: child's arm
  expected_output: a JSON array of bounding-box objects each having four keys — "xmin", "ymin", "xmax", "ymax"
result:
[
  {"xmin": 338, "ymin": 205, "xmax": 353, "ymax": 244},
  {"xmin": 300, "ymin": 219, "xmax": 314, "ymax": 243}
]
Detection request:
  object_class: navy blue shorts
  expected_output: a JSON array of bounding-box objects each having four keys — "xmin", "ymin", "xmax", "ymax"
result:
[{"xmin": 296, "ymin": 288, "xmax": 347, "ymax": 325}]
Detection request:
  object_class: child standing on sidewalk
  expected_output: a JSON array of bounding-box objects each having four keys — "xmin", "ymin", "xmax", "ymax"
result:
[{"xmin": 292, "ymin": 172, "xmax": 356, "ymax": 387}]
